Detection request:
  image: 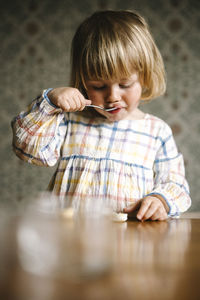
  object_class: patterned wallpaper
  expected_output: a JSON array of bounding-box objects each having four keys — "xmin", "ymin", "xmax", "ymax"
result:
[{"xmin": 1, "ymin": 0, "xmax": 200, "ymax": 211}]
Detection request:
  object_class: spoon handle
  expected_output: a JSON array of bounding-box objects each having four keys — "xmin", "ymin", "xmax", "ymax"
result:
[{"xmin": 85, "ymin": 104, "xmax": 117, "ymax": 111}]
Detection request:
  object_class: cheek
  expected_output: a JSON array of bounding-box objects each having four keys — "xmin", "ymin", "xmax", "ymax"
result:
[
  {"xmin": 129, "ymin": 86, "xmax": 142, "ymax": 102},
  {"xmin": 134, "ymin": 83, "xmax": 142, "ymax": 95}
]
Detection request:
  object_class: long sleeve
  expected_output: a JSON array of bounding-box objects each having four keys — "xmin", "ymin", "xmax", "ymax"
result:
[
  {"xmin": 147, "ymin": 124, "xmax": 191, "ymax": 217},
  {"xmin": 11, "ymin": 89, "xmax": 67, "ymax": 167}
]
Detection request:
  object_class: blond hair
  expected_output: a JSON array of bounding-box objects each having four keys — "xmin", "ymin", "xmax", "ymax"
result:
[{"xmin": 70, "ymin": 10, "xmax": 166, "ymax": 100}]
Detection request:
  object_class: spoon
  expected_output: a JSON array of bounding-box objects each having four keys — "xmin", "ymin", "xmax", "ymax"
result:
[{"xmin": 85, "ymin": 104, "xmax": 118, "ymax": 111}]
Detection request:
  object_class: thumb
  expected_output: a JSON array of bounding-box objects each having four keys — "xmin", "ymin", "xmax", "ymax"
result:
[
  {"xmin": 85, "ymin": 99, "xmax": 92, "ymax": 105},
  {"xmin": 123, "ymin": 200, "xmax": 141, "ymax": 213}
]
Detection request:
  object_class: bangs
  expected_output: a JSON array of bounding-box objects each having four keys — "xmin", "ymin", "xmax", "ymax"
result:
[{"xmin": 80, "ymin": 42, "xmax": 141, "ymax": 87}]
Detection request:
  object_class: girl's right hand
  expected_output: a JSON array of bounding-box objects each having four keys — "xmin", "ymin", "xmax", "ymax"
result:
[{"xmin": 47, "ymin": 87, "xmax": 92, "ymax": 112}]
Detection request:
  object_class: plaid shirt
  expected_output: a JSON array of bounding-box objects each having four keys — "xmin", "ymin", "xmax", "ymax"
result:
[{"xmin": 12, "ymin": 90, "xmax": 191, "ymax": 216}]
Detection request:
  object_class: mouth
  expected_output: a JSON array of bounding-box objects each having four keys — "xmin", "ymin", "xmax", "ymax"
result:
[{"xmin": 107, "ymin": 107, "xmax": 122, "ymax": 114}]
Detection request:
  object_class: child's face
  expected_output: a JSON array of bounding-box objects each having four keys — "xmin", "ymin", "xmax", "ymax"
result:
[{"xmin": 85, "ymin": 73, "xmax": 142, "ymax": 121}]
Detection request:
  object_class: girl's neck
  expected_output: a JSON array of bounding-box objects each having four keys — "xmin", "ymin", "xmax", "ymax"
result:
[{"xmin": 121, "ymin": 108, "xmax": 145, "ymax": 121}]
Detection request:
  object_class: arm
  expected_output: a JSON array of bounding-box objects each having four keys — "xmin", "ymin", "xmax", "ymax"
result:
[
  {"xmin": 124, "ymin": 123, "xmax": 191, "ymax": 221},
  {"xmin": 11, "ymin": 89, "xmax": 67, "ymax": 166},
  {"xmin": 147, "ymin": 132, "xmax": 191, "ymax": 218},
  {"xmin": 12, "ymin": 88, "xmax": 91, "ymax": 167}
]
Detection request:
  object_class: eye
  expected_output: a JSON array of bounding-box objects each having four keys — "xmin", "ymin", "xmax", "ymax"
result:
[
  {"xmin": 92, "ymin": 85, "xmax": 106, "ymax": 90},
  {"xmin": 119, "ymin": 84, "xmax": 130, "ymax": 89},
  {"xmin": 119, "ymin": 82, "xmax": 134, "ymax": 89}
]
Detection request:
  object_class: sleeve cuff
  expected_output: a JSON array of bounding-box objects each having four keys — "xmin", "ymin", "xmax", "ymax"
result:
[
  {"xmin": 41, "ymin": 89, "xmax": 63, "ymax": 115},
  {"xmin": 43, "ymin": 88, "xmax": 59, "ymax": 108}
]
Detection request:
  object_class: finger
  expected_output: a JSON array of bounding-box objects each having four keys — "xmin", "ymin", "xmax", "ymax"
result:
[
  {"xmin": 65, "ymin": 98, "xmax": 77, "ymax": 111},
  {"xmin": 137, "ymin": 199, "xmax": 151, "ymax": 221},
  {"xmin": 85, "ymin": 99, "xmax": 92, "ymax": 105},
  {"xmin": 61, "ymin": 89, "xmax": 84, "ymax": 111},
  {"xmin": 140, "ymin": 202, "xmax": 159, "ymax": 221},
  {"xmin": 75, "ymin": 95, "xmax": 85, "ymax": 111},
  {"xmin": 77, "ymin": 96, "xmax": 92, "ymax": 111},
  {"xmin": 60, "ymin": 99, "xmax": 71, "ymax": 112},
  {"xmin": 151, "ymin": 209, "xmax": 168, "ymax": 221},
  {"xmin": 70, "ymin": 95, "xmax": 84, "ymax": 111},
  {"xmin": 123, "ymin": 201, "xmax": 141, "ymax": 213}
]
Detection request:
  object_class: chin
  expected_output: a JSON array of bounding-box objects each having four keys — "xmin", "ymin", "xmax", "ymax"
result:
[
  {"xmin": 109, "ymin": 109, "xmax": 128, "ymax": 121},
  {"xmin": 107, "ymin": 114, "xmax": 124, "ymax": 122}
]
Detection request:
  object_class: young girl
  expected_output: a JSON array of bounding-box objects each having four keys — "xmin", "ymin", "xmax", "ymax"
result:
[{"xmin": 12, "ymin": 10, "xmax": 191, "ymax": 221}]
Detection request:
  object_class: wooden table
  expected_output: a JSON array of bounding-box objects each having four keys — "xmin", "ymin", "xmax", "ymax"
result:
[{"xmin": 0, "ymin": 212, "xmax": 200, "ymax": 300}]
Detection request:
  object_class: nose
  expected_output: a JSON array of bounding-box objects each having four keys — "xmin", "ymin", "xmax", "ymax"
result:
[{"xmin": 106, "ymin": 85, "xmax": 121, "ymax": 103}]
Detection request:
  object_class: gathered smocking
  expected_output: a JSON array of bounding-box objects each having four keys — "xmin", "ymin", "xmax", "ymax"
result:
[{"xmin": 51, "ymin": 155, "xmax": 154, "ymax": 211}]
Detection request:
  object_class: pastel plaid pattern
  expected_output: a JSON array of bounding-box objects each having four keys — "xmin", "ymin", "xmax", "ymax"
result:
[{"xmin": 12, "ymin": 90, "xmax": 191, "ymax": 216}]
